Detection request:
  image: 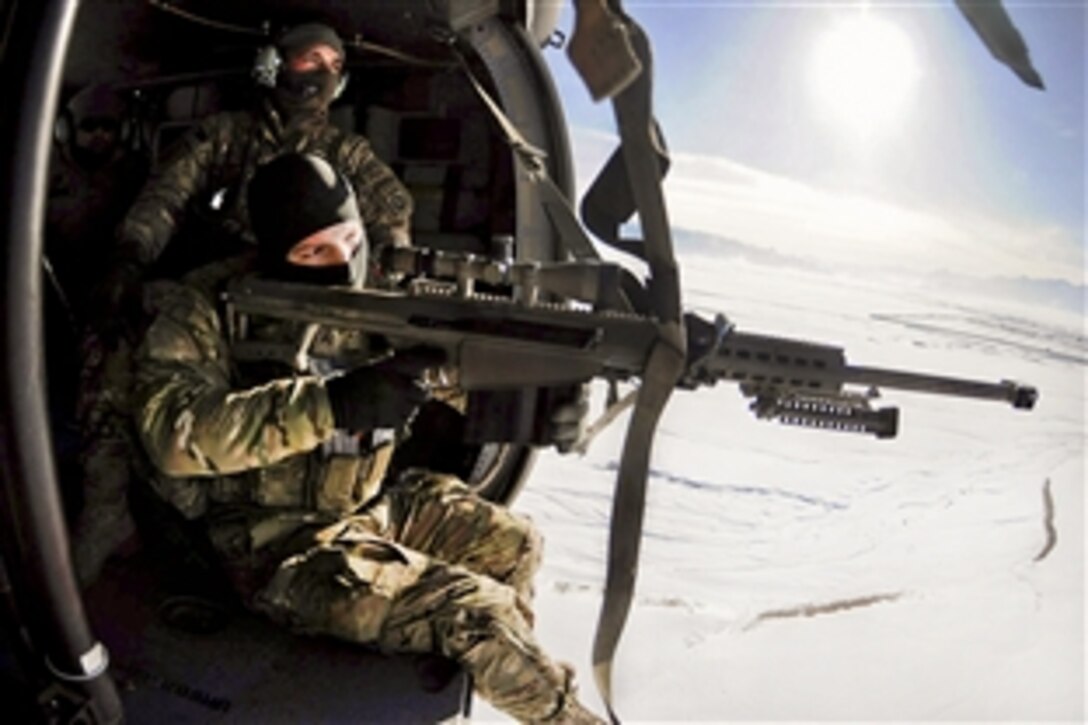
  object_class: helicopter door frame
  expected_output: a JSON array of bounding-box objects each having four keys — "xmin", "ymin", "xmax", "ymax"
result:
[
  {"xmin": 0, "ymin": 0, "xmax": 123, "ymax": 720},
  {"xmin": 444, "ymin": 15, "xmax": 577, "ymax": 503},
  {"xmin": 463, "ymin": 15, "xmax": 575, "ymax": 262}
]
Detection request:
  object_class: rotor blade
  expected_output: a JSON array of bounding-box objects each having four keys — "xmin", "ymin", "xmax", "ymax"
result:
[{"xmin": 955, "ymin": 0, "xmax": 1045, "ymax": 89}]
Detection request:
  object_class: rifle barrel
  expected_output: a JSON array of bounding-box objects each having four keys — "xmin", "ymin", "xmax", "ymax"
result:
[{"xmin": 844, "ymin": 365, "xmax": 1037, "ymax": 409}]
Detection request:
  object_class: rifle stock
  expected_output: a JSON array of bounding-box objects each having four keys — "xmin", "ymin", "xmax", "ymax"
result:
[{"xmin": 223, "ymin": 254, "xmax": 1037, "ymax": 441}]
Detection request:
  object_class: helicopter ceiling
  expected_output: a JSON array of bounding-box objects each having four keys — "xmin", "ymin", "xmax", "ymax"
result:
[
  {"xmin": 146, "ymin": 0, "xmax": 508, "ymax": 51},
  {"xmin": 60, "ymin": 0, "xmax": 525, "ymax": 92}
]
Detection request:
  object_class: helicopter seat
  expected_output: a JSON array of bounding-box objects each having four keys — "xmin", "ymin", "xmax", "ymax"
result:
[{"xmin": 149, "ymin": 82, "xmax": 225, "ymax": 171}]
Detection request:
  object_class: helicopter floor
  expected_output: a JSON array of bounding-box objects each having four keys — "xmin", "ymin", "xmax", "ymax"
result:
[{"xmin": 83, "ymin": 552, "xmax": 470, "ymax": 723}]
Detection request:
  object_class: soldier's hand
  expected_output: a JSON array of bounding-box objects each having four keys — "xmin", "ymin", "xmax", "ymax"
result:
[{"xmin": 324, "ymin": 348, "xmax": 445, "ymax": 432}]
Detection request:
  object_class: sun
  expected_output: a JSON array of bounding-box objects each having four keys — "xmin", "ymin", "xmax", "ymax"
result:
[{"xmin": 808, "ymin": 13, "xmax": 921, "ymax": 139}]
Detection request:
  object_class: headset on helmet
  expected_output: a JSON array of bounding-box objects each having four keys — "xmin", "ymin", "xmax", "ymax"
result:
[
  {"xmin": 252, "ymin": 23, "xmax": 349, "ymax": 100},
  {"xmin": 53, "ymin": 84, "xmax": 134, "ymax": 148},
  {"xmin": 252, "ymin": 44, "xmax": 284, "ymax": 89}
]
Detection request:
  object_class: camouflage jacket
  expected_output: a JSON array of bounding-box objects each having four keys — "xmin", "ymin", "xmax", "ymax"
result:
[
  {"xmin": 132, "ymin": 275, "xmax": 392, "ymax": 535},
  {"xmin": 117, "ymin": 99, "xmax": 413, "ymax": 268}
]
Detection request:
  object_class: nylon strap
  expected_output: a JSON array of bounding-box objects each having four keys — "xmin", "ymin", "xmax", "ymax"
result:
[
  {"xmin": 448, "ymin": 44, "xmax": 602, "ymax": 263},
  {"xmin": 580, "ymin": 119, "xmax": 670, "ymax": 259},
  {"xmin": 584, "ymin": 7, "xmax": 686, "ymax": 724}
]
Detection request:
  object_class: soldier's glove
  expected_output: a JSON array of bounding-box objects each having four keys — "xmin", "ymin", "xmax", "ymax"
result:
[
  {"xmin": 325, "ymin": 348, "xmax": 446, "ymax": 432},
  {"xmin": 547, "ymin": 384, "xmax": 590, "ymax": 454}
]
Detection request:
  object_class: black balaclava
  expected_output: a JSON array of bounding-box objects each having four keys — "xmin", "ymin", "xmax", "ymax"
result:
[
  {"xmin": 273, "ymin": 23, "xmax": 345, "ymax": 117},
  {"xmin": 247, "ymin": 153, "xmax": 367, "ymax": 287}
]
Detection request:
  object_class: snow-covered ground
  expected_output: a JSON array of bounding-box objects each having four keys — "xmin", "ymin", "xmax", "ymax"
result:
[{"xmin": 474, "ymin": 254, "xmax": 1085, "ymax": 722}]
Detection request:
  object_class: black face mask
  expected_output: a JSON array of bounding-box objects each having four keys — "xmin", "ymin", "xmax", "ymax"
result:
[
  {"xmin": 70, "ymin": 142, "xmax": 117, "ymax": 171},
  {"xmin": 274, "ymin": 68, "xmax": 340, "ymax": 115},
  {"xmin": 269, "ymin": 240, "xmax": 368, "ymax": 289}
]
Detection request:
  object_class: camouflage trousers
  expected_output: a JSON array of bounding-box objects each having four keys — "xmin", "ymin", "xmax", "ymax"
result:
[
  {"xmin": 243, "ymin": 471, "xmax": 587, "ymax": 723},
  {"xmin": 72, "ymin": 327, "xmax": 139, "ymax": 585}
]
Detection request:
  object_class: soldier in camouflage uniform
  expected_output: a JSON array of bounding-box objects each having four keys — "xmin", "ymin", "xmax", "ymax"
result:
[
  {"xmin": 73, "ymin": 22, "xmax": 414, "ymax": 585},
  {"xmin": 130, "ymin": 153, "xmax": 601, "ymax": 723},
  {"xmin": 44, "ymin": 83, "xmax": 147, "ymax": 512}
]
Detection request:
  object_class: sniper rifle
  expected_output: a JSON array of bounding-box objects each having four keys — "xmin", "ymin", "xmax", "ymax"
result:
[{"xmin": 224, "ymin": 244, "xmax": 1037, "ymax": 444}]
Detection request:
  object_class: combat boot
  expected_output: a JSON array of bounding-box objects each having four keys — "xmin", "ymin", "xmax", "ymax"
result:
[
  {"xmin": 546, "ymin": 695, "xmax": 607, "ymax": 725},
  {"xmin": 536, "ymin": 663, "xmax": 606, "ymax": 725}
]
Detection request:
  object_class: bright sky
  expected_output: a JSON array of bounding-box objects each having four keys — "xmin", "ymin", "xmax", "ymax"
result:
[{"xmin": 542, "ymin": 1, "xmax": 1086, "ymax": 286}]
